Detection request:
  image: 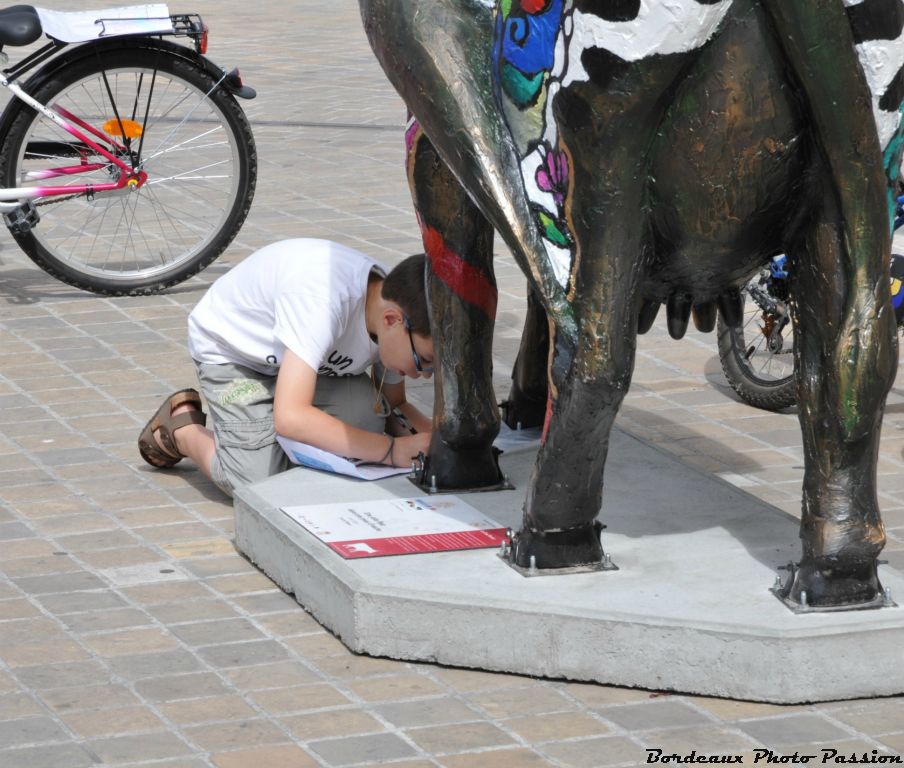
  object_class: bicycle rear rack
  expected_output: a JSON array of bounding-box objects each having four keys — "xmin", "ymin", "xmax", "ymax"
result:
[{"xmin": 169, "ymin": 14, "xmax": 207, "ymax": 54}]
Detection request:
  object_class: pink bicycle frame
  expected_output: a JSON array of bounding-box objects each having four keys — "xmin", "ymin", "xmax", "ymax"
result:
[{"xmin": 0, "ymin": 75, "xmax": 143, "ymax": 206}]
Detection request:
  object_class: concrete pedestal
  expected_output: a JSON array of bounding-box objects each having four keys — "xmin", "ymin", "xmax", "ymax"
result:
[{"xmin": 233, "ymin": 427, "xmax": 904, "ymax": 703}]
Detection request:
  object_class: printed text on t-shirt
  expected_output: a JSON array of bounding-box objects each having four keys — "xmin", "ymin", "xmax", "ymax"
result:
[{"xmin": 318, "ymin": 350, "xmax": 354, "ymax": 377}]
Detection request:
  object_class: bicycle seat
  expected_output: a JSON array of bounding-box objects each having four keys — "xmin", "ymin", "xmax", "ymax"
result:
[{"xmin": 0, "ymin": 5, "xmax": 41, "ymax": 48}]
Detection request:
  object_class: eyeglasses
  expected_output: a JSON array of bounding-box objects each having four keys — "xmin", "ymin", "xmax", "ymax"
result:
[{"xmin": 403, "ymin": 315, "xmax": 433, "ymax": 373}]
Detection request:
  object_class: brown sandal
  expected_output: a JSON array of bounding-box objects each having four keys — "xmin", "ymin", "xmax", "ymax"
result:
[{"xmin": 138, "ymin": 388, "xmax": 207, "ymax": 468}]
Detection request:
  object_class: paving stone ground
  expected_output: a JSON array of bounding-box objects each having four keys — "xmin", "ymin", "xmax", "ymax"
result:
[{"xmin": 1, "ymin": 1, "xmax": 902, "ymax": 766}]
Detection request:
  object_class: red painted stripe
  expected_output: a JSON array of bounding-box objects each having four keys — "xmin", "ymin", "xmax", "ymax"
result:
[{"xmin": 423, "ymin": 226, "xmax": 498, "ymax": 318}]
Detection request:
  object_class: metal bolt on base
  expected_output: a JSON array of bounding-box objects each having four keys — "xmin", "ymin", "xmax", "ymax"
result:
[
  {"xmin": 498, "ymin": 523, "xmax": 617, "ymax": 577},
  {"xmin": 771, "ymin": 561, "xmax": 894, "ymax": 613}
]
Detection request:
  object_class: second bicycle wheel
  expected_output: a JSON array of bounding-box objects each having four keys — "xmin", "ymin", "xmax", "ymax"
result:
[
  {"xmin": 716, "ymin": 281, "xmax": 797, "ymax": 411},
  {"xmin": 0, "ymin": 39, "xmax": 256, "ymax": 295}
]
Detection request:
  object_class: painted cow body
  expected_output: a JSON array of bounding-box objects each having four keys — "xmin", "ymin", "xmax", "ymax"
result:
[{"xmin": 360, "ymin": 0, "xmax": 904, "ymax": 607}]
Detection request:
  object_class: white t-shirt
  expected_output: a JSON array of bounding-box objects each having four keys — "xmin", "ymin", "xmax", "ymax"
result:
[{"xmin": 187, "ymin": 239, "xmax": 402, "ymax": 384}]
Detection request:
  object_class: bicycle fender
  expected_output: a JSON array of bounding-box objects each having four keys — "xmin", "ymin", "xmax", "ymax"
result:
[
  {"xmin": 221, "ymin": 68, "xmax": 256, "ymax": 100},
  {"xmin": 0, "ymin": 36, "xmax": 256, "ymax": 176},
  {"xmin": 6, "ymin": 36, "xmax": 254, "ymax": 104}
]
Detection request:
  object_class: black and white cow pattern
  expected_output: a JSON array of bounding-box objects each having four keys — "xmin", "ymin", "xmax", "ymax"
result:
[
  {"xmin": 844, "ymin": 0, "xmax": 904, "ymax": 149},
  {"xmin": 518, "ymin": 0, "xmax": 904, "ymax": 286},
  {"xmin": 565, "ymin": 0, "xmax": 904, "ymax": 148}
]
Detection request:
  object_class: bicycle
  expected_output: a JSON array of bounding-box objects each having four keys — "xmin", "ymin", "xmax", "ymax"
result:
[
  {"xmin": 0, "ymin": 4, "xmax": 256, "ymax": 295},
  {"xmin": 716, "ymin": 193, "xmax": 904, "ymax": 411}
]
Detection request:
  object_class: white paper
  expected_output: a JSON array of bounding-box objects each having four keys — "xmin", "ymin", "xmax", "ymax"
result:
[
  {"xmin": 493, "ymin": 423, "xmax": 542, "ymax": 453},
  {"xmin": 282, "ymin": 496, "xmax": 506, "ymax": 559},
  {"xmin": 279, "ymin": 424, "xmax": 540, "ymax": 482},
  {"xmin": 283, "ymin": 496, "xmax": 503, "ymax": 543},
  {"xmin": 277, "ymin": 436, "xmax": 411, "ymax": 481},
  {"xmin": 35, "ymin": 5, "xmax": 172, "ymax": 43}
]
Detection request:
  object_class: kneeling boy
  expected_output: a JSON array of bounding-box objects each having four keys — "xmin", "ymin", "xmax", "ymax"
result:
[{"xmin": 138, "ymin": 239, "xmax": 433, "ymax": 497}]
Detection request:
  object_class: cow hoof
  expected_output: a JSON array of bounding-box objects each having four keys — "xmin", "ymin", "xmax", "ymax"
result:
[
  {"xmin": 787, "ymin": 558, "xmax": 883, "ymax": 608},
  {"xmin": 500, "ymin": 387, "xmax": 547, "ymax": 430},
  {"xmin": 418, "ymin": 437, "xmax": 504, "ymax": 491},
  {"xmin": 512, "ymin": 521, "xmax": 604, "ymax": 569}
]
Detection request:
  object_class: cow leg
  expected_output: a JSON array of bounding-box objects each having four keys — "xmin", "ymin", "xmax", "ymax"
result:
[
  {"xmin": 761, "ymin": 0, "xmax": 891, "ymax": 284},
  {"xmin": 504, "ymin": 288, "xmax": 550, "ymax": 430},
  {"xmin": 512, "ymin": 277, "xmax": 641, "ymax": 568},
  {"xmin": 760, "ymin": 0, "xmax": 898, "ymax": 607},
  {"xmin": 406, "ymin": 125, "xmax": 503, "ymax": 488},
  {"xmin": 786, "ymin": 189, "xmax": 897, "ymax": 607},
  {"xmin": 358, "ymin": 0, "xmax": 576, "ymax": 340},
  {"xmin": 512, "ymin": 56, "xmax": 688, "ymax": 568}
]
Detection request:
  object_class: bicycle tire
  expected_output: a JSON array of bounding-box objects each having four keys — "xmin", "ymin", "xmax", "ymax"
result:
[
  {"xmin": 716, "ymin": 289, "xmax": 797, "ymax": 411},
  {"xmin": 0, "ymin": 40, "xmax": 256, "ymax": 295}
]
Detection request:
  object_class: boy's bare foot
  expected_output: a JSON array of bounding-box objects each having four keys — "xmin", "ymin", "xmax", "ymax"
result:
[{"xmin": 138, "ymin": 389, "xmax": 207, "ymax": 468}]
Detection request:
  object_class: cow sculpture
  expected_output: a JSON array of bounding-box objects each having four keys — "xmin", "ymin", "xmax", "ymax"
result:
[{"xmin": 359, "ymin": 0, "xmax": 904, "ymax": 608}]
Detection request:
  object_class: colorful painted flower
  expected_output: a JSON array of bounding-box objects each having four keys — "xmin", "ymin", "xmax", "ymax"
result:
[
  {"xmin": 535, "ymin": 209, "xmax": 572, "ymax": 248},
  {"xmin": 495, "ymin": 0, "xmax": 564, "ymax": 108},
  {"xmin": 535, "ymin": 146, "xmax": 568, "ymax": 206}
]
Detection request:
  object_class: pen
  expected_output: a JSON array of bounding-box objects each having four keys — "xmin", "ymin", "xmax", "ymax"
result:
[{"xmin": 391, "ymin": 408, "xmax": 418, "ymax": 434}]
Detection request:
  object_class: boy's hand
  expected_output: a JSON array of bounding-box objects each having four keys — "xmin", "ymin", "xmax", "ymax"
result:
[{"xmin": 390, "ymin": 432, "xmax": 432, "ymax": 466}]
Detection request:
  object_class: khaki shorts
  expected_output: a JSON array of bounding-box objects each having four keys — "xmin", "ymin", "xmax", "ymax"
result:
[{"xmin": 195, "ymin": 361, "xmax": 388, "ymax": 497}]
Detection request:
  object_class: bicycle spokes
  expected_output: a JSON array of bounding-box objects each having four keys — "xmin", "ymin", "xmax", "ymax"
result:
[{"xmin": 4, "ymin": 49, "xmax": 252, "ymax": 289}]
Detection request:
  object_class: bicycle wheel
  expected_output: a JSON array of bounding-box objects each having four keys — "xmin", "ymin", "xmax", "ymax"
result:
[
  {"xmin": 716, "ymin": 282, "xmax": 797, "ymax": 411},
  {"xmin": 0, "ymin": 41, "xmax": 256, "ymax": 295}
]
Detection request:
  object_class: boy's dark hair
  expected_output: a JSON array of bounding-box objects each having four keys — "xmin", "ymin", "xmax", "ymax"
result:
[{"xmin": 381, "ymin": 254, "xmax": 430, "ymax": 336}]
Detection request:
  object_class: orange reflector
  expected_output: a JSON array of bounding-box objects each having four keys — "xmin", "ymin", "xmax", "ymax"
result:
[{"xmin": 103, "ymin": 118, "xmax": 143, "ymax": 139}]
